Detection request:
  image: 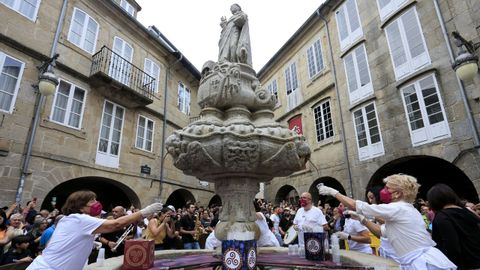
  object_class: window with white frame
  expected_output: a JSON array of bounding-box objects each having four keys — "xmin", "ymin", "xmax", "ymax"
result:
[
  {"xmin": 120, "ymin": 0, "xmax": 135, "ymax": 16},
  {"xmin": 0, "ymin": 0, "xmax": 41, "ymax": 20},
  {"xmin": 67, "ymin": 8, "xmax": 99, "ymax": 54},
  {"xmin": 335, "ymin": 0, "xmax": 363, "ymax": 51},
  {"xmin": 109, "ymin": 37, "xmax": 133, "ymax": 86},
  {"xmin": 0, "ymin": 52, "xmax": 24, "ymax": 113},
  {"xmin": 307, "ymin": 39, "xmax": 325, "ymax": 78},
  {"xmin": 385, "ymin": 7, "xmax": 430, "ymax": 81},
  {"xmin": 50, "ymin": 80, "xmax": 86, "ymax": 129},
  {"xmin": 353, "ymin": 102, "xmax": 384, "ymax": 160},
  {"xmin": 177, "ymin": 82, "xmax": 190, "ymax": 115},
  {"xmin": 376, "ymin": 0, "xmax": 408, "ymax": 20},
  {"xmin": 313, "ymin": 99, "xmax": 334, "ymax": 142},
  {"xmin": 343, "ymin": 44, "xmax": 373, "ymax": 104},
  {"xmin": 285, "ymin": 62, "xmax": 301, "ymax": 111},
  {"xmin": 136, "ymin": 115, "xmax": 154, "ymax": 152},
  {"xmin": 144, "ymin": 58, "xmax": 160, "ymax": 93},
  {"xmin": 267, "ymin": 79, "xmax": 279, "ymax": 105},
  {"xmin": 400, "ymin": 74, "xmax": 450, "ymax": 146},
  {"xmin": 96, "ymin": 100, "xmax": 125, "ymax": 168}
]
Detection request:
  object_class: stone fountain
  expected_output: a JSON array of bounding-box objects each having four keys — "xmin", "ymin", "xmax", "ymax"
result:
[{"xmin": 165, "ymin": 3, "xmax": 310, "ymax": 269}]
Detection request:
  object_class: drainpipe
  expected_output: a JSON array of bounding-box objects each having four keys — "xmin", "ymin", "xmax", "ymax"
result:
[
  {"xmin": 15, "ymin": 0, "xmax": 68, "ymax": 206},
  {"xmin": 158, "ymin": 53, "xmax": 183, "ymax": 199},
  {"xmin": 316, "ymin": 9, "xmax": 355, "ymax": 197},
  {"xmin": 432, "ymin": 0, "xmax": 480, "ymax": 147}
]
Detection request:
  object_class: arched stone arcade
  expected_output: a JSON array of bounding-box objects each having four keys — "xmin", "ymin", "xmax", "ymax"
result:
[
  {"xmin": 41, "ymin": 177, "xmax": 140, "ymax": 211},
  {"xmin": 368, "ymin": 155, "xmax": 479, "ymax": 203},
  {"xmin": 165, "ymin": 188, "xmax": 196, "ymax": 209},
  {"xmin": 208, "ymin": 194, "xmax": 222, "ymax": 207},
  {"xmin": 274, "ymin": 185, "xmax": 299, "ymax": 205},
  {"xmin": 308, "ymin": 177, "xmax": 346, "ymax": 207}
]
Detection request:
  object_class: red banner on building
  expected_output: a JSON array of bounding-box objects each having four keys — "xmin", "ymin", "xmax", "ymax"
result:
[{"xmin": 288, "ymin": 115, "xmax": 303, "ymax": 135}]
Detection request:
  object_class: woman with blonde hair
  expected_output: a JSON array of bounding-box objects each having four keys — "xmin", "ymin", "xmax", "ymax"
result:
[{"xmin": 319, "ymin": 174, "xmax": 456, "ymax": 269}]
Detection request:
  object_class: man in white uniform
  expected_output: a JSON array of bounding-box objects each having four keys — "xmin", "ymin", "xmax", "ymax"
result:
[
  {"xmin": 269, "ymin": 206, "xmax": 283, "ymax": 246},
  {"xmin": 293, "ymin": 192, "xmax": 328, "ymax": 247},
  {"xmin": 336, "ymin": 217, "xmax": 371, "ymax": 254}
]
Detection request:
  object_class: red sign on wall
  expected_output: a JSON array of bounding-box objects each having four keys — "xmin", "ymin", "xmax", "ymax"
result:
[{"xmin": 288, "ymin": 115, "xmax": 303, "ymax": 135}]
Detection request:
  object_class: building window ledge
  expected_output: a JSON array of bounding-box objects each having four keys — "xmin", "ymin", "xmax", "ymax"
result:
[{"xmin": 40, "ymin": 119, "xmax": 87, "ymax": 139}]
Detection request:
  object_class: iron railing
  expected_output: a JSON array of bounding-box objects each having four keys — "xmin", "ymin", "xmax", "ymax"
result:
[{"xmin": 90, "ymin": 46, "xmax": 155, "ymax": 100}]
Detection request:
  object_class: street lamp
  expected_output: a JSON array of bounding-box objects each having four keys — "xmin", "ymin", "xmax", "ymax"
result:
[
  {"xmin": 38, "ymin": 71, "xmax": 59, "ymax": 96},
  {"xmin": 452, "ymin": 31, "xmax": 480, "ymax": 81},
  {"xmin": 15, "ymin": 56, "xmax": 59, "ymax": 206}
]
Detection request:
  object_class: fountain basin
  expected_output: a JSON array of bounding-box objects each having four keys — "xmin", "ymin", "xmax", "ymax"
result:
[{"xmin": 84, "ymin": 248, "xmax": 400, "ymax": 270}]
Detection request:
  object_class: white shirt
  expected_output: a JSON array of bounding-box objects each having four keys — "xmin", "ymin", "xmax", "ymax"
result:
[
  {"xmin": 293, "ymin": 206, "xmax": 327, "ymax": 246},
  {"xmin": 205, "ymin": 230, "xmax": 221, "ymax": 250},
  {"xmin": 256, "ymin": 212, "xmax": 280, "ymax": 247},
  {"xmin": 355, "ymin": 200, "xmax": 435, "ymax": 257},
  {"xmin": 27, "ymin": 213, "xmax": 104, "ymax": 270},
  {"xmin": 343, "ymin": 218, "xmax": 371, "ymax": 254},
  {"xmin": 270, "ymin": 213, "xmax": 280, "ymax": 234}
]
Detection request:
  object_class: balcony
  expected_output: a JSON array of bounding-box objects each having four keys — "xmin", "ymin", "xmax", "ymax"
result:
[{"xmin": 90, "ymin": 46, "xmax": 155, "ymax": 108}]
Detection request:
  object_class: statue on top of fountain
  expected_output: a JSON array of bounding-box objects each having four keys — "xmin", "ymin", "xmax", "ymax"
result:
[
  {"xmin": 198, "ymin": 3, "xmax": 276, "ymax": 112},
  {"xmin": 218, "ymin": 3, "xmax": 252, "ymax": 66}
]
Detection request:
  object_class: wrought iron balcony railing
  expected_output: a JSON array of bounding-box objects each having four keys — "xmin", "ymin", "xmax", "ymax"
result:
[{"xmin": 90, "ymin": 46, "xmax": 155, "ymax": 101}]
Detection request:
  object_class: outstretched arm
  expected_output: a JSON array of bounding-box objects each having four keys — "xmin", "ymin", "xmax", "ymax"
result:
[{"xmin": 317, "ymin": 185, "xmax": 356, "ymax": 210}]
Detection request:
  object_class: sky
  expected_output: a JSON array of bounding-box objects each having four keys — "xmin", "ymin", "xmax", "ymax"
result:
[{"xmin": 136, "ymin": 1, "xmax": 325, "ymax": 72}]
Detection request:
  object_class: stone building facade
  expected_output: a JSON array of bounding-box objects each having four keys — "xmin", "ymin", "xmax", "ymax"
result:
[
  {"xmin": 0, "ymin": 0, "xmax": 219, "ymax": 210},
  {"xmin": 258, "ymin": 0, "xmax": 480, "ymax": 205}
]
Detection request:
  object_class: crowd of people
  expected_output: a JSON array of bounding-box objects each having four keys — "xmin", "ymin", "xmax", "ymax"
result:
[{"xmin": 0, "ymin": 175, "xmax": 479, "ymax": 269}]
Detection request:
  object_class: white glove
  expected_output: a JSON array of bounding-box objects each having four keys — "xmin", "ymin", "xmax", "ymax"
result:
[
  {"xmin": 140, "ymin": 202, "xmax": 163, "ymax": 217},
  {"xmin": 301, "ymin": 224, "xmax": 313, "ymax": 232},
  {"xmin": 317, "ymin": 185, "xmax": 339, "ymax": 196},
  {"xmin": 344, "ymin": 210, "xmax": 366, "ymax": 224},
  {"xmin": 336, "ymin": 231, "xmax": 349, "ymax": 240}
]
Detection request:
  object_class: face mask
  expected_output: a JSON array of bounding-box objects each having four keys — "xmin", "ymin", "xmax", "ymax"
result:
[
  {"xmin": 380, "ymin": 188, "xmax": 392, "ymax": 204},
  {"xmin": 89, "ymin": 201, "xmax": 103, "ymax": 216},
  {"xmin": 299, "ymin": 198, "xmax": 308, "ymax": 207}
]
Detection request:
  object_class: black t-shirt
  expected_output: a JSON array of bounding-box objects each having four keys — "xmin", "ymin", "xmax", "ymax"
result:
[
  {"xmin": 180, "ymin": 214, "xmax": 196, "ymax": 243},
  {"xmin": 0, "ymin": 248, "xmax": 32, "ymax": 265},
  {"xmin": 279, "ymin": 216, "xmax": 293, "ymax": 233},
  {"xmin": 432, "ymin": 207, "xmax": 480, "ymax": 269}
]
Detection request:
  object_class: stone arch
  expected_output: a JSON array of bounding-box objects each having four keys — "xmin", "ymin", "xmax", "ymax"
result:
[
  {"xmin": 274, "ymin": 185, "xmax": 299, "ymax": 205},
  {"xmin": 41, "ymin": 177, "xmax": 140, "ymax": 211},
  {"xmin": 308, "ymin": 177, "xmax": 346, "ymax": 207},
  {"xmin": 165, "ymin": 188, "xmax": 195, "ymax": 209},
  {"xmin": 208, "ymin": 194, "xmax": 222, "ymax": 207},
  {"xmin": 368, "ymin": 155, "xmax": 478, "ymax": 203}
]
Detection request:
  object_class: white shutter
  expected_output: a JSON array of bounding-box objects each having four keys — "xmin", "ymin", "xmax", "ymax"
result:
[
  {"xmin": 418, "ymin": 76, "xmax": 449, "ymax": 140},
  {"xmin": 336, "ymin": 0, "xmax": 363, "ymax": 50},
  {"xmin": 402, "ymin": 9, "xmax": 429, "ymax": 71},
  {"xmin": 385, "ymin": 8, "xmax": 430, "ymax": 80},
  {"xmin": 385, "ymin": 20, "xmax": 409, "ymax": 79},
  {"xmin": 314, "ymin": 40, "xmax": 323, "ymax": 71},
  {"xmin": 401, "ymin": 75, "xmax": 449, "ymax": 146},
  {"xmin": 144, "ymin": 59, "xmax": 152, "ymax": 75},
  {"xmin": 346, "ymin": 0, "xmax": 362, "ymax": 43},
  {"xmin": 344, "ymin": 45, "xmax": 373, "ymax": 103},
  {"xmin": 336, "ymin": 7, "xmax": 349, "ymax": 49},
  {"xmin": 307, "ymin": 47, "xmax": 316, "ymax": 78},
  {"xmin": 378, "ymin": 0, "xmax": 408, "ymax": 20},
  {"xmin": 344, "ymin": 54, "xmax": 357, "ymax": 94},
  {"xmin": 355, "ymin": 45, "xmax": 371, "ymax": 97},
  {"xmin": 291, "ymin": 63, "xmax": 298, "ymax": 90},
  {"xmin": 285, "ymin": 67, "xmax": 292, "ymax": 93}
]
